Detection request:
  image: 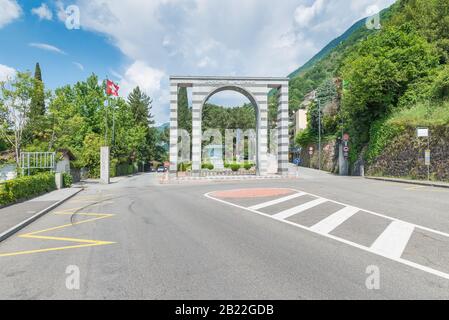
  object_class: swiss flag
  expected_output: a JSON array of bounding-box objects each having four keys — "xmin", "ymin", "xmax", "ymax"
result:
[{"xmin": 106, "ymin": 79, "xmax": 119, "ymax": 96}]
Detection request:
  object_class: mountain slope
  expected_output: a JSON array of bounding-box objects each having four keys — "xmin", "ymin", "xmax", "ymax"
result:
[{"xmin": 288, "ymin": 17, "xmax": 367, "ymax": 79}]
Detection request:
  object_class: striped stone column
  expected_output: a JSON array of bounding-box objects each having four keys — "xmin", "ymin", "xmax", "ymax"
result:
[
  {"xmin": 257, "ymin": 93, "xmax": 268, "ymax": 176},
  {"xmin": 169, "ymin": 83, "xmax": 178, "ymax": 174},
  {"xmin": 191, "ymin": 86, "xmax": 204, "ymax": 174},
  {"xmin": 277, "ymin": 85, "xmax": 289, "ymax": 176}
]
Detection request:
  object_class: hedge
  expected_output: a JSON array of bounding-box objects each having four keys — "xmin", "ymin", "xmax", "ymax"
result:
[{"xmin": 0, "ymin": 173, "xmax": 56, "ymax": 206}]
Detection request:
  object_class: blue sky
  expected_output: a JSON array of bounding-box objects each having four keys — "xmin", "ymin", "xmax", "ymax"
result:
[{"xmin": 0, "ymin": 0, "xmax": 396, "ymax": 125}]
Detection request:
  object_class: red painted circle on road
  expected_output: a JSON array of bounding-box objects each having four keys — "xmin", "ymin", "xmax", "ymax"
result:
[{"xmin": 211, "ymin": 188, "xmax": 294, "ymax": 199}]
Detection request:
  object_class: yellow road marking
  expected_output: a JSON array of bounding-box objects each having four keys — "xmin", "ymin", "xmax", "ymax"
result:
[{"xmin": 0, "ymin": 212, "xmax": 115, "ymax": 258}]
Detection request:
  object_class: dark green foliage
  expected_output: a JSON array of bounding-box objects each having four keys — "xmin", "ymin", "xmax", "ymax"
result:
[
  {"xmin": 366, "ymin": 118, "xmax": 405, "ymax": 163},
  {"xmin": 127, "ymin": 86, "xmax": 154, "ymax": 126},
  {"xmin": 295, "ymin": 128, "xmax": 317, "ymax": 148},
  {"xmin": 177, "ymin": 87, "xmax": 191, "ymax": 134},
  {"xmin": 115, "ymin": 163, "xmax": 137, "ymax": 176},
  {"xmin": 340, "ymin": 25, "xmax": 438, "ymax": 152},
  {"xmin": 30, "ymin": 63, "xmax": 45, "ymax": 117},
  {"xmin": 431, "ymin": 65, "xmax": 449, "ymax": 100},
  {"xmin": 202, "ymin": 103, "xmax": 256, "ymax": 135}
]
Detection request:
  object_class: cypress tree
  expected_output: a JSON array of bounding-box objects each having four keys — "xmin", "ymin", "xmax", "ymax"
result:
[
  {"xmin": 30, "ymin": 62, "xmax": 45, "ymax": 116},
  {"xmin": 127, "ymin": 86, "xmax": 154, "ymax": 126},
  {"xmin": 177, "ymin": 87, "xmax": 191, "ymax": 134}
]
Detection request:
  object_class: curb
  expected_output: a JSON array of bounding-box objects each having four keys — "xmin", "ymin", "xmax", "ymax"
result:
[
  {"xmin": 0, "ymin": 188, "xmax": 84, "ymax": 243},
  {"xmin": 365, "ymin": 176, "xmax": 449, "ymax": 189}
]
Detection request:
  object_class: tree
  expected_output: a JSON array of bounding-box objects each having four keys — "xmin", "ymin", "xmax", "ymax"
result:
[
  {"xmin": 127, "ymin": 86, "xmax": 154, "ymax": 126},
  {"xmin": 340, "ymin": 25, "xmax": 438, "ymax": 146},
  {"xmin": 0, "ymin": 72, "xmax": 35, "ymax": 167},
  {"xmin": 30, "ymin": 63, "xmax": 45, "ymax": 117},
  {"xmin": 177, "ymin": 87, "xmax": 191, "ymax": 134}
]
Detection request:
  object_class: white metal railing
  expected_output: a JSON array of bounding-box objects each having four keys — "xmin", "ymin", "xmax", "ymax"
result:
[{"xmin": 20, "ymin": 152, "xmax": 56, "ymax": 176}]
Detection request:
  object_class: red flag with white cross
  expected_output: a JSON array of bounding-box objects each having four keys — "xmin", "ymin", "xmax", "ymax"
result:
[{"xmin": 106, "ymin": 79, "xmax": 119, "ymax": 96}]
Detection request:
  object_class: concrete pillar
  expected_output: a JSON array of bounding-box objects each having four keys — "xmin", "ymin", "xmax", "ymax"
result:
[
  {"xmin": 169, "ymin": 84, "xmax": 178, "ymax": 174},
  {"xmin": 257, "ymin": 94, "xmax": 268, "ymax": 176},
  {"xmin": 191, "ymin": 86, "xmax": 203, "ymax": 175},
  {"xmin": 277, "ymin": 85, "xmax": 289, "ymax": 176},
  {"xmin": 100, "ymin": 146, "xmax": 110, "ymax": 184},
  {"xmin": 55, "ymin": 172, "xmax": 63, "ymax": 189}
]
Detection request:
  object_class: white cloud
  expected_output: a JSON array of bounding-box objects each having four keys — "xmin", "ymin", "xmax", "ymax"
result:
[
  {"xmin": 55, "ymin": 0, "xmax": 396, "ymax": 124},
  {"xmin": 0, "ymin": 64, "xmax": 16, "ymax": 82},
  {"xmin": 294, "ymin": 0, "xmax": 325, "ymax": 28},
  {"xmin": 116, "ymin": 60, "xmax": 166, "ymax": 123},
  {"xmin": 0, "ymin": 0, "xmax": 21, "ymax": 28},
  {"xmin": 72, "ymin": 62, "xmax": 84, "ymax": 71},
  {"xmin": 29, "ymin": 42, "xmax": 66, "ymax": 55},
  {"xmin": 119, "ymin": 61, "xmax": 165, "ymax": 97},
  {"xmin": 31, "ymin": 3, "xmax": 53, "ymax": 21},
  {"xmin": 366, "ymin": 5, "xmax": 381, "ymax": 16}
]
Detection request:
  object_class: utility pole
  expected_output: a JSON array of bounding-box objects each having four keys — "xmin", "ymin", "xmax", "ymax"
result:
[
  {"xmin": 318, "ymin": 98, "xmax": 322, "ymax": 171},
  {"xmin": 104, "ymin": 99, "xmax": 109, "ymax": 144}
]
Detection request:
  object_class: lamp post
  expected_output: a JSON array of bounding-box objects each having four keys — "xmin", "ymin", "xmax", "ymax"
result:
[{"xmin": 314, "ymin": 83, "xmax": 335, "ymax": 172}]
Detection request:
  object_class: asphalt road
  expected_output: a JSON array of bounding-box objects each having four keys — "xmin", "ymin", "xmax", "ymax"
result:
[{"xmin": 1, "ymin": 168, "xmax": 449, "ymax": 299}]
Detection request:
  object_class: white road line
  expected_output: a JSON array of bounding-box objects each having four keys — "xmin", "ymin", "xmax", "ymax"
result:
[
  {"xmin": 248, "ymin": 192, "xmax": 306, "ymax": 210},
  {"xmin": 272, "ymin": 198, "xmax": 328, "ymax": 220},
  {"xmin": 310, "ymin": 206, "xmax": 360, "ymax": 234},
  {"xmin": 370, "ymin": 221, "xmax": 415, "ymax": 258},
  {"xmin": 205, "ymin": 189, "xmax": 449, "ymax": 281}
]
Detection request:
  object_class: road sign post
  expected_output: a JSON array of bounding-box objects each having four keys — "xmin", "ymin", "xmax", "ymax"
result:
[
  {"xmin": 308, "ymin": 147, "xmax": 314, "ymax": 168},
  {"xmin": 417, "ymin": 127, "xmax": 430, "ymax": 181}
]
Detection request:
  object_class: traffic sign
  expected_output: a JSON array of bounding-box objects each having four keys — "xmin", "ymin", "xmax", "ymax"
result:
[
  {"xmin": 308, "ymin": 147, "xmax": 314, "ymax": 155},
  {"xmin": 417, "ymin": 128, "xmax": 429, "ymax": 138}
]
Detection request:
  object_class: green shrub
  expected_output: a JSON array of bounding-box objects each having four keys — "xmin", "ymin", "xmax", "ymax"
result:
[
  {"xmin": 0, "ymin": 185, "xmax": 12, "ymax": 206},
  {"xmin": 230, "ymin": 163, "xmax": 241, "ymax": 172},
  {"xmin": 201, "ymin": 163, "xmax": 214, "ymax": 170},
  {"xmin": 2, "ymin": 172, "xmax": 56, "ymax": 205},
  {"xmin": 366, "ymin": 119, "xmax": 405, "ymax": 163},
  {"xmin": 431, "ymin": 65, "xmax": 449, "ymax": 100},
  {"xmin": 178, "ymin": 162, "xmax": 192, "ymax": 172},
  {"xmin": 243, "ymin": 163, "xmax": 254, "ymax": 170},
  {"xmin": 295, "ymin": 128, "xmax": 317, "ymax": 148},
  {"xmin": 62, "ymin": 173, "xmax": 73, "ymax": 188}
]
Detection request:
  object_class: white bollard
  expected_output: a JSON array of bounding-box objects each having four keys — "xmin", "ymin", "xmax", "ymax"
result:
[{"xmin": 100, "ymin": 146, "xmax": 110, "ymax": 184}]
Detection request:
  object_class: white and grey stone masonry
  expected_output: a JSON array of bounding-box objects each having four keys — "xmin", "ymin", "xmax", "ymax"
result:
[{"xmin": 169, "ymin": 76, "xmax": 290, "ymax": 176}]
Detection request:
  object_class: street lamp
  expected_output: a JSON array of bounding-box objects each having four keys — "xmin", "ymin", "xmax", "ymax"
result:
[{"xmin": 313, "ymin": 83, "xmax": 335, "ymax": 171}]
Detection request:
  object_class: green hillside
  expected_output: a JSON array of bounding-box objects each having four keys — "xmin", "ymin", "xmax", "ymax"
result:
[
  {"xmin": 288, "ymin": 5, "xmax": 398, "ymax": 113},
  {"xmin": 290, "ymin": 0, "xmax": 449, "ymax": 180},
  {"xmin": 287, "ymin": 17, "xmax": 367, "ymax": 79}
]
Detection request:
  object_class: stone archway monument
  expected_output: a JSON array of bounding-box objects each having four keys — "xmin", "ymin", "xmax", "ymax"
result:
[{"xmin": 169, "ymin": 76, "xmax": 289, "ymax": 176}]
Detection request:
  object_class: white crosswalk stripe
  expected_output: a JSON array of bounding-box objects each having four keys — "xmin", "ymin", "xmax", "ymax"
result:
[
  {"xmin": 205, "ymin": 188, "xmax": 449, "ymax": 281},
  {"xmin": 370, "ymin": 221, "xmax": 415, "ymax": 258},
  {"xmin": 310, "ymin": 206, "xmax": 360, "ymax": 234},
  {"xmin": 272, "ymin": 198, "xmax": 328, "ymax": 220},
  {"xmin": 248, "ymin": 192, "xmax": 306, "ymax": 210}
]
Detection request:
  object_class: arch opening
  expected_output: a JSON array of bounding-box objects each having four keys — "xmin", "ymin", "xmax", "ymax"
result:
[{"xmin": 200, "ymin": 86, "xmax": 259, "ymax": 174}]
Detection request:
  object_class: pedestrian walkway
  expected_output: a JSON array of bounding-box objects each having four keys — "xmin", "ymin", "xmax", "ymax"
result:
[
  {"xmin": 206, "ymin": 187, "xmax": 449, "ymax": 281},
  {"xmin": 0, "ymin": 188, "xmax": 82, "ymax": 242}
]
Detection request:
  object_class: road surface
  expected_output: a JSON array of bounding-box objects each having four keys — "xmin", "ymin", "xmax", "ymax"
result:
[{"xmin": 1, "ymin": 168, "xmax": 449, "ymax": 299}]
